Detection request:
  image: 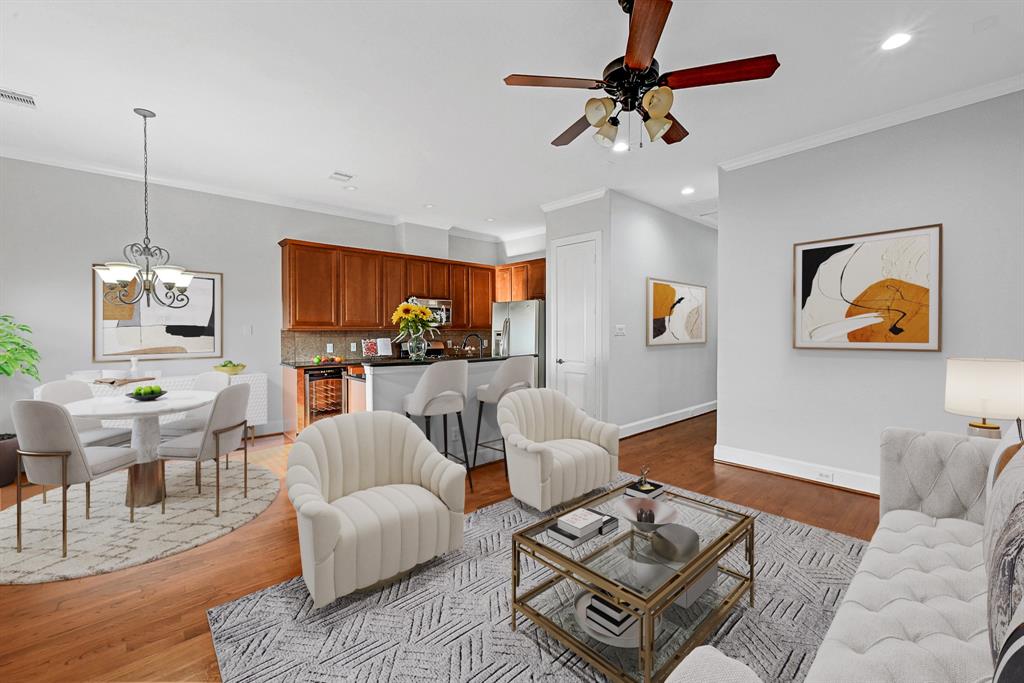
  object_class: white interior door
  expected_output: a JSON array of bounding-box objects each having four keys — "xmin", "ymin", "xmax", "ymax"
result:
[{"xmin": 551, "ymin": 234, "xmax": 599, "ymax": 416}]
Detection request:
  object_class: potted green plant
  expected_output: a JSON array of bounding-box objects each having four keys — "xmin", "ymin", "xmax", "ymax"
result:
[{"xmin": 0, "ymin": 315, "xmax": 40, "ymax": 486}]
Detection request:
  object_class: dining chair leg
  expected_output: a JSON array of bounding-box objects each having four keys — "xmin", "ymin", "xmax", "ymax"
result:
[
  {"xmin": 61, "ymin": 457, "xmax": 68, "ymax": 558},
  {"xmin": 443, "ymin": 413, "xmax": 449, "ymax": 456},
  {"xmin": 42, "ymin": 488, "xmax": 46, "ymax": 504},
  {"xmin": 197, "ymin": 461, "xmax": 202, "ymax": 494},
  {"xmin": 502, "ymin": 438, "xmax": 508, "ymax": 479},
  {"xmin": 85, "ymin": 481, "xmax": 91, "ymax": 519},
  {"xmin": 215, "ymin": 457, "xmax": 221, "ymax": 517},
  {"xmin": 425, "ymin": 415, "xmax": 431, "ymax": 443},
  {"xmin": 457, "ymin": 411, "xmax": 473, "ymax": 492},
  {"xmin": 225, "ymin": 451, "xmax": 229, "ymax": 470},
  {"xmin": 161, "ymin": 460, "xmax": 166, "ymax": 514},
  {"xmin": 473, "ymin": 400, "xmax": 484, "ymax": 469},
  {"xmin": 15, "ymin": 452, "xmax": 22, "ymax": 553},
  {"xmin": 243, "ymin": 439, "xmax": 249, "ymax": 498},
  {"xmin": 128, "ymin": 470, "xmax": 135, "ymax": 524}
]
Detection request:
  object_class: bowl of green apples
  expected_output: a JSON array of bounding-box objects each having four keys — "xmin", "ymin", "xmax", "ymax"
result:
[
  {"xmin": 214, "ymin": 360, "xmax": 246, "ymax": 375},
  {"xmin": 126, "ymin": 385, "xmax": 167, "ymax": 401}
]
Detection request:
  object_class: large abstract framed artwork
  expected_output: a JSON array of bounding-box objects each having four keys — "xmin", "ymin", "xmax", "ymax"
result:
[
  {"xmin": 93, "ymin": 269, "xmax": 223, "ymax": 361},
  {"xmin": 647, "ymin": 277, "xmax": 706, "ymax": 345},
  {"xmin": 793, "ymin": 224, "xmax": 941, "ymax": 351}
]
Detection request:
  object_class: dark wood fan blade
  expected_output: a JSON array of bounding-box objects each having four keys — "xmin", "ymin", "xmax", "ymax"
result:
[
  {"xmin": 504, "ymin": 74, "xmax": 605, "ymax": 89},
  {"xmin": 659, "ymin": 54, "xmax": 780, "ymax": 89},
  {"xmin": 551, "ymin": 115, "xmax": 591, "ymax": 146},
  {"xmin": 624, "ymin": 0, "xmax": 673, "ymax": 71},
  {"xmin": 662, "ymin": 113, "xmax": 689, "ymax": 144}
]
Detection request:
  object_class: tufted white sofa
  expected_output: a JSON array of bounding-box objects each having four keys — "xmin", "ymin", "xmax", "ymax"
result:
[
  {"xmin": 670, "ymin": 428, "xmax": 1019, "ymax": 683},
  {"xmin": 286, "ymin": 411, "xmax": 466, "ymax": 608},
  {"xmin": 497, "ymin": 388, "xmax": 619, "ymax": 512}
]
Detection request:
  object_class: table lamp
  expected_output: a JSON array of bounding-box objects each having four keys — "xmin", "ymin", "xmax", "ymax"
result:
[{"xmin": 944, "ymin": 358, "xmax": 1024, "ymax": 440}]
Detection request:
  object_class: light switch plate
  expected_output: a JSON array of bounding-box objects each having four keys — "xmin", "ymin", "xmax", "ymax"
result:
[
  {"xmin": 326, "ymin": 343, "xmax": 334, "ymax": 353},
  {"xmin": 614, "ymin": 324, "xmax": 626, "ymax": 336},
  {"xmin": 350, "ymin": 342, "xmax": 357, "ymax": 352},
  {"xmin": 483, "ymin": 339, "xmax": 488, "ymax": 348}
]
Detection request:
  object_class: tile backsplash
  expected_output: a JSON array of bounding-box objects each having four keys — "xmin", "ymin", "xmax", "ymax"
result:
[{"xmin": 281, "ymin": 329, "xmax": 492, "ymax": 364}]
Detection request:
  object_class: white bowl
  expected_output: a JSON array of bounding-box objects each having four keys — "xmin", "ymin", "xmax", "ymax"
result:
[{"xmin": 614, "ymin": 497, "xmax": 681, "ymax": 533}]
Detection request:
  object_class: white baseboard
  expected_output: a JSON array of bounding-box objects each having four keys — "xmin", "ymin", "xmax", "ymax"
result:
[
  {"xmin": 714, "ymin": 444, "xmax": 880, "ymax": 495},
  {"xmin": 619, "ymin": 400, "xmax": 717, "ymax": 438}
]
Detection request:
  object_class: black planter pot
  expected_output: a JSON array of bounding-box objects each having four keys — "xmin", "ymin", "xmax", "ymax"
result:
[{"xmin": 0, "ymin": 434, "xmax": 18, "ymax": 487}]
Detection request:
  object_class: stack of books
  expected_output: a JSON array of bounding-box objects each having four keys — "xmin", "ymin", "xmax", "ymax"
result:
[
  {"xmin": 584, "ymin": 594, "xmax": 637, "ymax": 638},
  {"xmin": 624, "ymin": 479, "xmax": 666, "ymax": 500},
  {"xmin": 548, "ymin": 508, "xmax": 619, "ymax": 547}
]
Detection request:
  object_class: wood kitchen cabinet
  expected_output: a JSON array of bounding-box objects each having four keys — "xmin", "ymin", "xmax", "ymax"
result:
[
  {"xmin": 527, "ymin": 259, "xmax": 546, "ymax": 300},
  {"xmin": 339, "ymin": 250, "xmax": 383, "ymax": 328},
  {"xmin": 429, "ymin": 262, "xmax": 450, "ymax": 299},
  {"xmin": 494, "ymin": 257, "xmax": 545, "ymax": 302},
  {"xmin": 510, "ymin": 264, "xmax": 528, "ymax": 301},
  {"xmin": 381, "ymin": 255, "xmax": 406, "ymax": 323},
  {"xmin": 449, "ymin": 263, "xmax": 469, "ymax": 328},
  {"xmin": 495, "ymin": 267, "xmax": 511, "ymax": 303},
  {"xmin": 405, "ymin": 259, "xmax": 430, "ymax": 299},
  {"xmin": 468, "ymin": 266, "xmax": 493, "ymax": 328},
  {"xmin": 282, "ymin": 242, "xmax": 341, "ymax": 329}
]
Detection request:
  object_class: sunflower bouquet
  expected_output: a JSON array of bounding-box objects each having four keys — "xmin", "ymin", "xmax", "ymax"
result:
[{"xmin": 391, "ymin": 298, "xmax": 440, "ymax": 342}]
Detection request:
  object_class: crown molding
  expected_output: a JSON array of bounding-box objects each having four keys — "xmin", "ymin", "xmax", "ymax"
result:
[
  {"xmin": 448, "ymin": 226, "xmax": 501, "ymax": 243},
  {"xmin": 539, "ymin": 187, "xmax": 608, "ymax": 213},
  {"xmin": 503, "ymin": 226, "xmax": 547, "ymax": 241},
  {"xmin": 720, "ymin": 74, "xmax": 1024, "ymax": 172},
  {"xmin": 0, "ymin": 149, "xmax": 401, "ymax": 226}
]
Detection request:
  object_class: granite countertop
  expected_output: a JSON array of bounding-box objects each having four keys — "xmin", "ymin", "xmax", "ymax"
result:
[
  {"xmin": 282, "ymin": 354, "xmax": 536, "ymax": 370},
  {"xmin": 280, "ymin": 359, "xmax": 366, "ymax": 369}
]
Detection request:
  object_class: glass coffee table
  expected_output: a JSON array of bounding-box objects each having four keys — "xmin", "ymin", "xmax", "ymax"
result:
[{"xmin": 511, "ymin": 484, "xmax": 754, "ymax": 682}]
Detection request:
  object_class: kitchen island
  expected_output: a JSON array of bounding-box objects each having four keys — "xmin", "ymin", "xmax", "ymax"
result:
[{"xmin": 364, "ymin": 354, "xmax": 538, "ymax": 466}]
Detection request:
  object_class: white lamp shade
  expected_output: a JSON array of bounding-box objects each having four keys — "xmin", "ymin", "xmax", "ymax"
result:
[
  {"xmin": 641, "ymin": 86, "xmax": 673, "ymax": 118},
  {"xmin": 584, "ymin": 97, "xmax": 614, "ymax": 127},
  {"xmin": 593, "ymin": 119, "xmax": 618, "ymax": 147},
  {"xmin": 92, "ymin": 265, "xmax": 119, "ymax": 284},
  {"xmin": 103, "ymin": 261, "xmax": 140, "ymax": 282},
  {"xmin": 644, "ymin": 116, "xmax": 671, "ymax": 142},
  {"xmin": 175, "ymin": 271, "xmax": 195, "ymax": 288},
  {"xmin": 153, "ymin": 265, "xmax": 184, "ymax": 284},
  {"xmin": 945, "ymin": 358, "xmax": 1024, "ymax": 419}
]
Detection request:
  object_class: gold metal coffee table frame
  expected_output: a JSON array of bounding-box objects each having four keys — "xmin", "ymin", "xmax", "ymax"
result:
[{"xmin": 511, "ymin": 484, "xmax": 755, "ymax": 683}]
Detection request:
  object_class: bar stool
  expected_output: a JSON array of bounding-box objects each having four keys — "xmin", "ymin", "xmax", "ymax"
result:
[
  {"xmin": 403, "ymin": 359, "xmax": 473, "ymax": 491},
  {"xmin": 474, "ymin": 355, "xmax": 535, "ymax": 478}
]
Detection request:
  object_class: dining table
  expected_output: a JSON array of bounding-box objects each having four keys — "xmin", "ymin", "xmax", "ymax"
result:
[{"xmin": 64, "ymin": 390, "xmax": 216, "ymax": 506}]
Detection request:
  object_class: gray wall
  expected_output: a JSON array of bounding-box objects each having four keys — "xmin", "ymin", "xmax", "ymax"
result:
[
  {"xmin": 0, "ymin": 158, "xmax": 498, "ymax": 433},
  {"xmin": 449, "ymin": 234, "xmax": 500, "ymax": 265},
  {"xmin": 717, "ymin": 92, "xmax": 1024, "ymax": 487},
  {"xmin": 607, "ymin": 192, "xmax": 718, "ymax": 431},
  {"xmin": 544, "ymin": 191, "xmax": 719, "ymax": 430}
]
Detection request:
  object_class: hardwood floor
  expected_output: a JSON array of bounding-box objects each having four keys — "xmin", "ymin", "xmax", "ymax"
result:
[{"xmin": 0, "ymin": 412, "xmax": 878, "ymax": 682}]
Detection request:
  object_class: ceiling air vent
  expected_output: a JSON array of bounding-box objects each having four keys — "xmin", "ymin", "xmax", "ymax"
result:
[
  {"xmin": 328, "ymin": 171, "xmax": 354, "ymax": 182},
  {"xmin": 0, "ymin": 88, "xmax": 36, "ymax": 108}
]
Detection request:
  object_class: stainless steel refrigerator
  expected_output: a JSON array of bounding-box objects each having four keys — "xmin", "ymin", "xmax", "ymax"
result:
[{"xmin": 492, "ymin": 300, "xmax": 545, "ymax": 387}]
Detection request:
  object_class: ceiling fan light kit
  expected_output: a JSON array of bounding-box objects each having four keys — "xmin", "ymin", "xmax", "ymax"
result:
[{"xmin": 504, "ymin": 0, "xmax": 780, "ymax": 149}]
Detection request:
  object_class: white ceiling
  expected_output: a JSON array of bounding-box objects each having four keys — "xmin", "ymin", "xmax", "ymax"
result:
[{"xmin": 1, "ymin": 1, "xmax": 1022, "ymax": 238}]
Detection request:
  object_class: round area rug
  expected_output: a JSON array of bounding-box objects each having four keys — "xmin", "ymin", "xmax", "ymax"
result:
[{"xmin": 0, "ymin": 458, "xmax": 280, "ymax": 584}]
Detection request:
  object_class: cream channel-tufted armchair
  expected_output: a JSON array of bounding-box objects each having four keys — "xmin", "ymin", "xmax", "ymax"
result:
[
  {"xmin": 286, "ymin": 411, "xmax": 466, "ymax": 608},
  {"xmin": 497, "ymin": 388, "xmax": 619, "ymax": 511}
]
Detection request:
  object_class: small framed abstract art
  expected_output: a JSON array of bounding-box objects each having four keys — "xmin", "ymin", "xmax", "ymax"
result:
[
  {"xmin": 793, "ymin": 224, "xmax": 941, "ymax": 351},
  {"xmin": 93, "ymin": 268, "xmax": 223, "ymax": 361},
  {"xmin": 647, "ymin": 277, "xmax": 706, "ymax": 346}
]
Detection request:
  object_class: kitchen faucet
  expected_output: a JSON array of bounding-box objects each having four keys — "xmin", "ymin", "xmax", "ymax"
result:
[{"xmin": 461, "ymin": 333, "xmax": 484, "ymax": 358}]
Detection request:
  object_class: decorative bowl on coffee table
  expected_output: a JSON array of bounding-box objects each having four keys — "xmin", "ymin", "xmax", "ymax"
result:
[{"xmin": 615, "ymin": 496, "xmax": 681, "ymax": 532}]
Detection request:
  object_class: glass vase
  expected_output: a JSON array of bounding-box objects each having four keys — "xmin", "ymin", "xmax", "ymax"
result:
[{"xmin": 408, "ymin": 332, "xmax": 428, "ymax": 362}]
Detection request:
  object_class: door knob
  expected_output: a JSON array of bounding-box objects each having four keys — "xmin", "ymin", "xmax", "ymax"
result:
[{"xmin": 556, "ymin": 358, "xmax": 565, "ymax": 365}]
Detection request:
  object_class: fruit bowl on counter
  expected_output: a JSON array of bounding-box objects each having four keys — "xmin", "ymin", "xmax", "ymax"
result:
[{"xmin": 214, "ymin": 360, "xmax": 246, "ymax": 375}]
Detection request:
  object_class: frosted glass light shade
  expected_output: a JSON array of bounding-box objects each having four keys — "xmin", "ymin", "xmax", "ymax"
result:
[
  {"xmin": 593, "ymin": 119, "xmax": 618, "ymax": 147},
  {"xmin": 644, "ymin": 116, "xmax": 671, "ymax": 141},
  {"xmin": 584, "ymin": 97, "xmax": 614, "ymax": 127},
  {"xmin": 93, "ymin": 265, "xmax": 120, "ymax": 283},
  {"xmin": 642, "ymin": 86, "xmax": 673, "ymax": 118},
  {"xmin": 945, "ymin": 358, "xmax": 1024, "ymax": 419},
  {"xmin": 103, "ymin": 261, "xmax": 140, "ymax": 282},
  {"xmin": 153, "ymin": 265, "xmax": 184, "ymax": 285},
  {"xmin": 175, "ymin": 271, "xmax": 195, "ymax": 288}
]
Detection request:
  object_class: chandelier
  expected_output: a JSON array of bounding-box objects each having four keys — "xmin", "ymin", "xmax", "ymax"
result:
[{"xmin": 93, "ymin": 108, "xmax": 193, "ymax": 308}]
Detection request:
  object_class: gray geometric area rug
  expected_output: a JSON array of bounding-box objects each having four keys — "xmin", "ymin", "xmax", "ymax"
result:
[
  {"xmin": 0, "ymin": 459, "xmax": 279, "ymax": 584},
  {"xmin": 208, "ymin": 481, "xmax": 866, "ymax": 682}
]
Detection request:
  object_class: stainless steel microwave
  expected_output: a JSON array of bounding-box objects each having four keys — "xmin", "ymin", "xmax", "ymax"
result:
[{"xmin": 412, "ymin": 298, "xmax": 453, "ymax": 326}]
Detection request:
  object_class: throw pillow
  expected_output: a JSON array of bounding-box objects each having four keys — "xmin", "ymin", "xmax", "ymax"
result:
[
  {"xmin": 987, "ymin": 447, "xmax": 1024, "ymax": 663},
  {"xmin": 985, "ymin": 430, "xmax": 1024, "ymax": 559},
  {"xmin": 995, "ymin": 600, "xmax": 1024, "ymax": 683}
]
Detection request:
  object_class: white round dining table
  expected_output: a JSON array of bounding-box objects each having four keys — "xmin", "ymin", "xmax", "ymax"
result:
[{"xmin": 65, "ymin": 390, "xmax": 216, "ymax": 506}]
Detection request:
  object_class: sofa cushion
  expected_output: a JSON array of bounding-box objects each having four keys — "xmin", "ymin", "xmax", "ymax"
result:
[
  {"xmin": 805, "ymin": 510, "xmax": 990, "ymax": 682},
  {"xmin": 986, "ymin": 448, "xmax": 1024, "ymax": 663},
  {"xmin": 330, "ymin": 483, "xmax": 453, "ymax": 589},
  {"xmin": 547, "ymin": 438, "xmax": 614, "ymax": 503}
]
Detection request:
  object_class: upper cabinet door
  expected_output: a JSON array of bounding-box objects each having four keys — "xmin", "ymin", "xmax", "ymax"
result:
[
  {"xmin": 527, "ymin": 259, "xmax": 546, "ymax": 299},
  {"xmin": 339, "ymin": 250, "xmax": 383, "ymax": 328},
  {"xmin": 468, "ymin": 266, "xmax": 494, "ymax": 328},
  {"xmin": 406, "ymin": 259, "xmax": 429, "ymax": 299},
  {"xmin": 429, "ymin": 262, "xmax": 450, "ymax": 299},
  {"xmin": 381, "ymin": 255, "xmax": 407, "ymax": 328},
  {"xmin": 511, "ymin": 264, "xmax": 528, "ymax": 301},
  {"xmin": 284, "ymin": 243, "xmax": 341, "ymax": 329},
  {"xmin": 449, "ymin": 263, "xmax": 469, "ymax": 328},
  {"xmin": 495, "ymin": 266, "xmax": 511, "ymax": 302}
]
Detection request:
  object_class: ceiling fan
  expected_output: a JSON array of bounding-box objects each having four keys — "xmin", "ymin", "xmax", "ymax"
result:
[{"xmin": 504, "ymin": 0, "xmax": 780, "ymax": 149}]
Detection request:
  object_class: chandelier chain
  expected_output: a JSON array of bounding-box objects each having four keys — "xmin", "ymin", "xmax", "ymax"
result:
[{"xmin": 142, "ymin": 115, "xmax": 150, "ymax": 247}]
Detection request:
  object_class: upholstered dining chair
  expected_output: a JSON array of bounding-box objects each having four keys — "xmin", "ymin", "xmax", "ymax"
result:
[
  {"xmin": 473, "ymin": 355, "xmax": 535, "ymax": 478},
  {"xmin": 156, "ymin": 383, "xmax": 249, "ymax": 516},
  {"xmin": 286, "ymin": 411, "xmax": 466, "ymax": 608},
  {"xmin": 10, "ymin": 400, "xmax": 140, "ymax": 557},
  {"xmin": 161, "ymin": 371, "xmax": 229, "ymax": 438},
  {"xmin": 497, "ymin": 388, "xmax": 619, "ymax": 511},
  {"xmin": 402, "ymin": 359, "xmax": 473, "ymax": 490},
  {"xmin": 38, "ymin": 379, "xmax": 132, "ymax": 447}
]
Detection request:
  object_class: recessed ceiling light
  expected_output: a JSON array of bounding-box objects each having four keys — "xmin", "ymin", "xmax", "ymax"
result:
[
  {"xmin": 486, "ymin": 218, "xmax": 495, "ymax": 222},
  {"xmin": 612, "ymin": 140, "xmax": 629, "ymax": 153},
  {"xmin": 881, "ymin": 33, "xmax": 912, "ymax": 50},
  {"xmin": 424, "ymin": 203, "xmax": 434, "ymax": 209},
  {"xmin": 680, "ymin": 186, "xmax": 695, "ymax": 195},
  {"xmin": 344, "ymin": 185, "xmax": 357, "ymax": 191}
]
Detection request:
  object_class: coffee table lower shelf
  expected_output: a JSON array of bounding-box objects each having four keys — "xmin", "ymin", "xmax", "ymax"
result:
[{"xmin": 512, "ymin": 562, "xmax": 751, "ymax": 682}]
